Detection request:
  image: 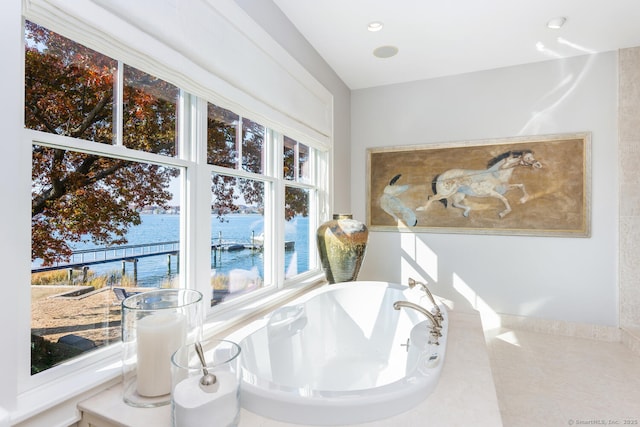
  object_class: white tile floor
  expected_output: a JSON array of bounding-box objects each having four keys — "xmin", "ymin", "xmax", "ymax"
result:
[{"xmin": 485, "ymin": 328, "xmax": 640, "ymax": 427}]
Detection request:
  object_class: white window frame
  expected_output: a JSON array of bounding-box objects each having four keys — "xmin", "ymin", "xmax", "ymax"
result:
[{"xmin": 16, "ymin": 11, "xmax": 332, "ymax": 423}]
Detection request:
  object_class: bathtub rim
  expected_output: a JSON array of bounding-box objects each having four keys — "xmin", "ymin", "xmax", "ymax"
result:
[
  {"xmin": 238, "ymin": 316, "xmax": 447, "ymax": 396},
  {"xmin": 225, "ymin": 280, "xmax": 449, "ymax": 425}
]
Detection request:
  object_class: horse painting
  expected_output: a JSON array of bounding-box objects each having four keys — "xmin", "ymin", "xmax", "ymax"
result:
[
  {"xmin": 379, "ymin": 174, "xmax": 417, "ymax": 226},
  {"xmin": 416, "ymin": 150, "xmax": 543, "ymax": 218}
]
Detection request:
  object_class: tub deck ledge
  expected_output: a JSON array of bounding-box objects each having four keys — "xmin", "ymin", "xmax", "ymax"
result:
[{"xmin": 77, "ymin": 305, "xmax": 502, "ymax": 427}]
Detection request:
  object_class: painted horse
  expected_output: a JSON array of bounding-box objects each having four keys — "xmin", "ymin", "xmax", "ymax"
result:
[
  {"xmin": 379, "ymin": 174, "xmax": 417, "ymax": 226},
  {"xmin": 416, "ymin": 150, "xmax": 542, "ymax": 218}
]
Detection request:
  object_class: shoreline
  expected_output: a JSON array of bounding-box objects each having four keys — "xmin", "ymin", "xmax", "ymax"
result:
[{"xmin": 31, "ymin": 285, "xmax": 141, "ymax": 349}]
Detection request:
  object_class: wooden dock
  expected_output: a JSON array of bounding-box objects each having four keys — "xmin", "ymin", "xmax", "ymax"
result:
[
  {"xmin": 32, "ymin": 241, "xmax": 181, "ymax": 273},
  {"xmin": 32, "ymin": 238, "xmax": 294, "ymax": 274}
]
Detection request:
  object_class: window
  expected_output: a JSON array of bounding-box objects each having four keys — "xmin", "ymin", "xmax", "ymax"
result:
[
  {"xmin": 207, "ymin": 103, "xmax": 238, "ymax": 168},
  {"xmin": 25, "ymin": 21, "xmax": 327, "ymax": 376},
  {"xmin": 26, "ymin": 21, "xmax": 184, "ymax": 374},
  {"xmin": 207, "ymin": 103, "xmax": 270, "ymax": 305},
  {"xmin": 24, "ymin": 21, "xmax": 116, "ymax": 143},
  {"xmin": 31, "ymin": 146, "xmax": 181, "ymax": 374},
  {"xmin": 284, "ymin": 136, "xmax": 318, "ymax": 278},
  {"xmin": 241, "ymin": 118, "xmax": 264, "ymax": 174},
  {"xmin": 284, "ymin": 136, "xmax": 311, "ymax": 182},
  {"xmin": 284, "ymin": 186, "xmax": 311, "ymax": 278},
  {"xmin": 211, "ymin": 175, "xmax": 266, "ymax": 305},
  {"xmin": 122, "ymin": 65, "xmax": 179, "ymax": 156}
]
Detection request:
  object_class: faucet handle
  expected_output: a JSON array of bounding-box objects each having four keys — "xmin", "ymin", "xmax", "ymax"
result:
[
  {"xmin": 428, "ymin": 328, "xmax": 440, "ymax": 345},
  {"xmin": 408, "ymin": 278, "xmax": 443, "ymax": 323}
]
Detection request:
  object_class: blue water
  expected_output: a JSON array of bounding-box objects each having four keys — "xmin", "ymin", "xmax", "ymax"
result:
[{"xmin": 36, "ymin": 214, "xmax": 310, "ymax": 287}]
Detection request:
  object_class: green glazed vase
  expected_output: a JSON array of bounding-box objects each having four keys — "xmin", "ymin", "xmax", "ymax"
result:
[{"xmin": 316, "ymin": 214, "xmax": 369, "ymax": 284}]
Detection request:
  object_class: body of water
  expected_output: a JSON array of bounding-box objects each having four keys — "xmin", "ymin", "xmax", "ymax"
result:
[{"xmin": 33, "ymin": 214, "xmax": 310, "ymax": 288}]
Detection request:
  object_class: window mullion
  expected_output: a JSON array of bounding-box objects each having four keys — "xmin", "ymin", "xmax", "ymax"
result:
[
  {"xmin": 190, "ymin": 96, "xmax": 212, "ymax": 301},
  {"xmin": 113, "ymin": 60, "xmax": 124, "ymax": 146},
  {"xmin": 236, "ymin": 116, "xmax": 243, "ymax": 171},
  {"xmin": 177, "ymin": 90, "xmax": 192, "ymax": 291},
  {"xmin": 294, "ymin": 141, "xmax": 300, "ymax": 180},
  {"xmin": 177, "ymin": 90, "xmax": 191, "ymax": 161},
  {"xmin": 272, "ymin": 130, "xmax": 285, "ymax": 288}
]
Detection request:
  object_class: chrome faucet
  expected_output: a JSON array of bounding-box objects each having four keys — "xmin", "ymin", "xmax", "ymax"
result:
[
  {"xmin": 408, "ymin": 278, "xmax": 444, "ymax": 323},
  {"xmin": 393, "ymin": 300, "xmax": 441, "ymax": 345}
]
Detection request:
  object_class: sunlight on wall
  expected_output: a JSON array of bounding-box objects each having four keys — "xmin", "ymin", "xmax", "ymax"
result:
[
  {"xmin": 536, "ymin": 42, "xmax": 562, "ymax": 58},
  {"xmin": 557, "ymin": 37, "xmax": 596, "ymax": 54},
  {"xmin": 416, "ymin": 237, "xmax": 438, "ymax": 282},
  {"xmin": 523, "ymin": 38, "xmax": 595, "ymax": 135},
  {"xmin": 400, "ymin": 233, "xmax": 438, "ymax": 283},
  {"xmin": 399, "ymin": 233, "xmax": 503, "ymax": 331},
  {"xmin": 536, "ymin": 36, "xmax": 595, "ymax": 58},
  {"xmin": 495, "ymin": 330, "xmax": 521, "ymax": 347},
  {"xmin": 452, "ymin": 273, "xmax": 501, "ymax": 330}
]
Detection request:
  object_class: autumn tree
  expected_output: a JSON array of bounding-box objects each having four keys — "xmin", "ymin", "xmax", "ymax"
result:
[
  {"xmin": 27, "ymin": 21, "xmax": 309, "ymax": 264},
  {"xmin": 26, "ymin": 21, "xmax": 177, "ymax": 265},
  {"xmin": 207, "ymin": 105, "xmax": 242, "ymax": 219},
  {"xmin": 207, "ymin": 108, "xmax": 309, "ymax": 221},
  {"xmin": 207, "ymin": 116, "xmax": 268, "ymax": 221},
  {"xmin": 283, "ymin": 137, "xmax": 310, "ymax": 220}
]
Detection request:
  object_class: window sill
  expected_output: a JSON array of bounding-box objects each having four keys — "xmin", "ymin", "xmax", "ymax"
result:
[
  {"xmin": 202, "ymin": 273, "xmax": 326, "ymax": 338},
  {"xmin": 13, "ymin": 355, "xmax": 122, "ymax": 426},
  {"xmin": 14, "ymin": 274, "xmax": 325, "ymax": 427}
]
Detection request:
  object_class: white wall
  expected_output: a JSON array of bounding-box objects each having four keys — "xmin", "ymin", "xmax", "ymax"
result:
[
  {"xmin": 233, "ymin": 0, "xmax": 352, "ymax": 213},
  {"xmin": 352, "ymin": 53, "xmax": 619, "ymax": 326}
]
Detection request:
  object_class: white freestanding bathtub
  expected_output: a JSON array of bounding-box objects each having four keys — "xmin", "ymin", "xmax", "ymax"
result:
[{"xmin": 226, "ymin": 281, "xmax": 449, "ymax": 426}]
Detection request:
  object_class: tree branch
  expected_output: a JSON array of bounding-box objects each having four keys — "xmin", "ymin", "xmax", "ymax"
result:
[{"xmin": 70, "ymin": 91, "xmax": 111, "ymax": 138}]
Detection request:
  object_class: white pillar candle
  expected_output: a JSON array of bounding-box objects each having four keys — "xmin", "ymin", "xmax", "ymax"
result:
[{"xmin": 136, "ymin": 312, "xmax": 186, "ymax": 397}]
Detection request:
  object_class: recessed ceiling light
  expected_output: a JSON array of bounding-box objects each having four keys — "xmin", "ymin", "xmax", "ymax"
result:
[
  {"xmin": 546, "ymin": 17, "xmax": 567, "ymax": 29},
  {"xmin": 367, "ymin": 21, "xmax": 384, "ymax": 32},
  {"xmin": 373, "ymin": 45, "xmax": 399, "ymax": 58}
]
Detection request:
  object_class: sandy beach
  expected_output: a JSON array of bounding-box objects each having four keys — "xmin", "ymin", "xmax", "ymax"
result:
[{"xmin": 31, "ymin": 286, "xmax": 129, "ymax": 348}]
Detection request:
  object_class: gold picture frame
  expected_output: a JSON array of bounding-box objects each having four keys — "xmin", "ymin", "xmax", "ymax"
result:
[{"xmin": 366, "ymin": 132, "xmax": 591, "ymax": 237}]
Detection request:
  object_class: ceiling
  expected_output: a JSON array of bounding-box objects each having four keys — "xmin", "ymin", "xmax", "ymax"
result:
[{"xmin": 272, "ymin": 0, "xmax": 640, "ymax": 90}]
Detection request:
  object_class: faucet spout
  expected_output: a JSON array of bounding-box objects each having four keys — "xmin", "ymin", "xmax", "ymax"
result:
[
  {"xmin": 393, "ymin": 300, "xmax": 441, "ymax": 328},
  {"xmin": 393, "ymin": 300, "xmax": 442, "ymax": 345},
  {"xmin": 408, "ymin": 278, "xmax": 444, "ymax": 323}
]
